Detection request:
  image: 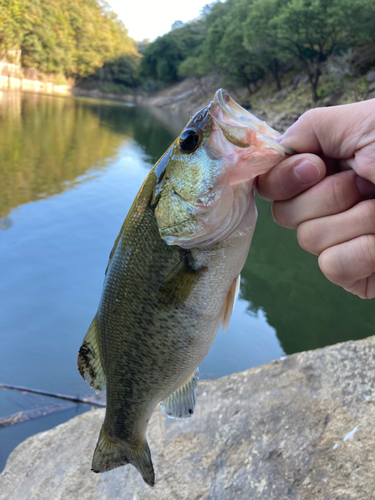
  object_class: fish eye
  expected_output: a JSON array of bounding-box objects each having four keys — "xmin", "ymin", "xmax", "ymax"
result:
[{"xmin": 179, "ymin": 129, "xmax": 201, "ymax": 153}]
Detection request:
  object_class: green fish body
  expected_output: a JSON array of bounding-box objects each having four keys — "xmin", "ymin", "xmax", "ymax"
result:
[{"xmin": 78, "ymin": 90, "xmax": 293, "ymax": 486}]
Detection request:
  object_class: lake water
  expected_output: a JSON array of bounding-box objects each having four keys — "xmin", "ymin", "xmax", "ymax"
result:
[{"xmin": 1, "ymin": 91, "xmax": 375, "ymax": 471}]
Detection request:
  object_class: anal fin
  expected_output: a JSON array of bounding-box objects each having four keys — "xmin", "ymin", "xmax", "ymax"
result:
[
  {"xmin": 77, "ymin": 314, "xmax": 106, "ymax": 393},
  {"xmin": 221, "ymin": 275, "xmax": 241, "ymax": 333},
  {"xmin": 160, "ymin": 369, "xmax": 199, "ymax": 419}
]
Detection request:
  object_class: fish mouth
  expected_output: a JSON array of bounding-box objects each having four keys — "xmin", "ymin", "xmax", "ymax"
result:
[{"xmin": 210, "ymin": 89, "xmax": 295, "ymax": 155}]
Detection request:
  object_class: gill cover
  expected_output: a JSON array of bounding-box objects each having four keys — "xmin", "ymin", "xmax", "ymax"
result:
[{"xmin": 154, "ymin": 105, "xmax": 235, "ymax": 248}]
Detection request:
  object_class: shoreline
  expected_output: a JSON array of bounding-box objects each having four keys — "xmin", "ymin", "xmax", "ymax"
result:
[{"xmin": 0, "ymin": 74, "xmax": 71, "ymax": 96}]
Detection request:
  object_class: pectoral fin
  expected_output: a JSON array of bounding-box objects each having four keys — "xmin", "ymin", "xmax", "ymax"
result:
[
  {"xmin": 221, "ymin": 275, "xmax": 241, "ymax": 333},
  {"xmin": 77, "ymin": 315, "xmax": 106, "ymax": 393},
  {"xmin": 160, "ymin": 369, "xmax": 199, "ymax": 419},
  {"xmin": 157, "ymin": 253, "xmax": 206, "ymax": 305}
]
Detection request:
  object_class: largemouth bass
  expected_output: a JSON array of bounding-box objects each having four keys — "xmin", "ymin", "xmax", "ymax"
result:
[{"xmin": 78, "ymin": 89, "xmax": 293, "ymax": 486}]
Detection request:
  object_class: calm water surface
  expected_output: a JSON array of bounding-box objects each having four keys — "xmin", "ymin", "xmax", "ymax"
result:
[{"xmin": 1, "ymin": 91, "xmax": 375, "ymax": 470}]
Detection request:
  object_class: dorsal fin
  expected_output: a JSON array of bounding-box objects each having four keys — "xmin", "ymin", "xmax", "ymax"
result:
[
  {"xmin": 160, "ymin": 369, "xmax": 199, "ymax": 419},
  {"xmin": 77, "ymin": 315, "xmax": 106, "ymax": 393}
]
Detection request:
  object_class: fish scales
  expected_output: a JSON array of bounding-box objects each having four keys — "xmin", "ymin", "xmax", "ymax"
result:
[
  {"xmin": 78, "ymin": 89, "xmax": 293, "ymax": 486},
  {"xmin": 100, "ymin": 177, "xmax": 251, "ymax": 436}
]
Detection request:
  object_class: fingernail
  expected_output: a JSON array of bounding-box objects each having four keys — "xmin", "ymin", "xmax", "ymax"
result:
[
  {"xmin": 356, "ymin": 176, "xmax": 375, "ymax": 197},
  {"xmin": 293, "ymin": 160, "xmax": 321, "ymax": 184}
]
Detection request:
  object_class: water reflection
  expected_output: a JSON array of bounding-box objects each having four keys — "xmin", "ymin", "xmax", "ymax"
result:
[
  {"xmin": 0, "ymin": 216, "xmax": 12, "ymax": 230},
  {"xmin": 0, "ymin": 93, "xmax": 129, "ymax": 219},
  {"xmin": 88, "ymin": 101, "xmax": 188, "ymax": 165},
  {"xmin": 0, "ymin": 90, "xmax": 22, "ymax": 117}
]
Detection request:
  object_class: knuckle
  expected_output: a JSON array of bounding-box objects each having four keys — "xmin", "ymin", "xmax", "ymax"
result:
[
  {"xmin": 318, "ymin": 248, "xmax": 343, "ymax": 284},
  {"xmin": 355, "ymin": 163, "xmax": 371, "ymax": 181},
  {"xmin": 297, "ymin": 222, "xmax": 318, "ymax": 254},
  {"xmin": 359, "ymin": 199, "xmax": 375, "ymax": 229},
  {"xmin": 319, "ymin": 235, "xmax": 375, "ymax": 286},
  {"xmin": 303, "ymin": 108, "xmax": 321, "ymax": 127},
  {"xmin": 352, "ymin": 144, "xmax": 375, "ymax": 182},
  {"xmin": 328, "ymin": 171, "xmax": 357, "ymax": 213},
  {"xmin": 256, "ymin": 173, "xmax": 273, "ymax": 201},
  {"xmin": 360, "ymin": 234, "xmax": 375, "ymax": 267},
  {"xmin": 272, "ymin": 201, "xmax": 297, "ymax": 228}
]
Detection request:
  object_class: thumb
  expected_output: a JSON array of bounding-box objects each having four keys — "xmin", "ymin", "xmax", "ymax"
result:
[{"xmin": 279, "ymin": 101, "xmax": 375, "ymax": 164}]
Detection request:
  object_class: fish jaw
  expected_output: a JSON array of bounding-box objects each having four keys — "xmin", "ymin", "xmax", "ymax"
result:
[{"xmin": 207, "ymin": 88, "xmax": 294, "ymax": 185}]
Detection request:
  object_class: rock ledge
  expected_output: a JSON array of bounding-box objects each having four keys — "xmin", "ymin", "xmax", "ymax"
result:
[{"xmin": 1, "ymin": 337, "xmax": 375, "ymax": 500}]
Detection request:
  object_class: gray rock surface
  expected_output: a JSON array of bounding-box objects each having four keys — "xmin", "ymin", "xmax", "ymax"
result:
[{"xmin": 2, "ymin": 337, "xmax": 375, "ymax": 500}]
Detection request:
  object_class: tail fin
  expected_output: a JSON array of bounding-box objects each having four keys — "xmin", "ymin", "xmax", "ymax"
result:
[{"xmin": 91, "ymin": 425, "xmax": 155, "ymax": 487}]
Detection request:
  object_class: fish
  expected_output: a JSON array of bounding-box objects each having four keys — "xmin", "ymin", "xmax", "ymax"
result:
[{"xmin": 77, "ymin": 89, "xmax": 293, "ymax": 486}]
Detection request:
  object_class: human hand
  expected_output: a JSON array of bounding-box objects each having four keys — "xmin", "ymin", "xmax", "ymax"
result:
[{"xmin": 257, "ymin": 100, "xmax": 375, "ymax": 299}]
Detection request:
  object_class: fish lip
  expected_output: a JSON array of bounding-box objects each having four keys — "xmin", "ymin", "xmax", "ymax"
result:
[
  {"xmin": 210, "ymin": 89, "xmax": 257, "ymax": 128},
  {"xmin": 210, "ymin": 88, "xmax": 295, "ymax": 155},
  {"xmin": 211, "ymin": 88, "xmax": 274, "ymax": 132}
]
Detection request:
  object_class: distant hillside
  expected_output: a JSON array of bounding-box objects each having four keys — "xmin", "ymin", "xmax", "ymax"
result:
[
  {"xmin": 2, "ymin": 0, "xmax": 375, "ymax": 109},
  {"xmin": 0, "ymin": 0, "xmax": 138, "ymax": 84}
]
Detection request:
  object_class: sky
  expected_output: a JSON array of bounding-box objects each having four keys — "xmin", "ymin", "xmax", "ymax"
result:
[{"xmin": 107, "ymin": 0, "xmax": 214, "ymax": 42}]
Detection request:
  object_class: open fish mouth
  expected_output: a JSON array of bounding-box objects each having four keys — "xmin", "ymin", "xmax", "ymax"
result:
[{"xmin": 210, "ymin": 89, "xmax": 295, "ymax": 155}]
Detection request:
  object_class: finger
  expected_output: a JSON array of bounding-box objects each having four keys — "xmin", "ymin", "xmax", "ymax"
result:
[
  {"xmin": 273, "ymin": 170, "xmax": 373, "ymax": 229},
  {"xmin": 257, "ymin": 153, "xmax": 326, "ymax": 201},
  {"xmin": 297, "ymin": 199, "xmax": 375, "ymax": 255},
  {"xmin": 351, "ymin": 143, "xmax": 375, "ymax": 185},
  {"xmin": 342, "ymin": 275, "xmax": 375, "ymax": 299},
  {"xmin": 318, "ymin": 235, "xmax": 375, "ymax": 298},
  {"xmin": 279, "ymin": 101, "xmax": 375, "ymax": 160}
]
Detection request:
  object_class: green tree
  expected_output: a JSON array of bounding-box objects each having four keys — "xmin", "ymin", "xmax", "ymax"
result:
[
  {"xmin": 21, "ymin": 1, "xmax": 76, "ymax": 73},
  {"xmin": 244, "ymin": 0, "xmax": 289, "ymax": 91},
  {"xmin": 140, "ymin": 32, "xmax": 184, "ymax": 84},
  {"xmin": 201, "ymin": 0, "xmax": 264, "ymax": 97},
  {"xmin": 271, "ymin": 0, "xmax": 375, "ymax": 101},
  {"xmin": 217, "ymin": 19, "xmax": 264, "ymax": 95},
  {"xmin": 140, "ymin": 18, "xmax": 207, "ymax": 86},
  {"xmin": 68, "ymin": 0, "xmax": 137, "ymax": 77},
  {"xmin": 78, "ymin": 53, "xmax": 141, "ymax": 93},
  {"xmin": 0, "ymin": 0, "xmax": 28, "ymax": 53},
  {"xmin": 1, "ymin": 0, "xmax": 138, "ymax": 79},
  {"xmin": 178, "ymin": 55, "xmax": 208, "ymax": 93}
]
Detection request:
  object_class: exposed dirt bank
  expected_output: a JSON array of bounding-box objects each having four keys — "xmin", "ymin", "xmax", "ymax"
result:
[{"xmin": 142, "ymin": 71, "xmax": 375, "ymax": 133}]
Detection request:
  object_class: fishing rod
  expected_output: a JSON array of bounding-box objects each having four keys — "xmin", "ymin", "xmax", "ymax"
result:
[{"xmin": 0, "ymin": 383, "xmax": 106, "ymax": 407}]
